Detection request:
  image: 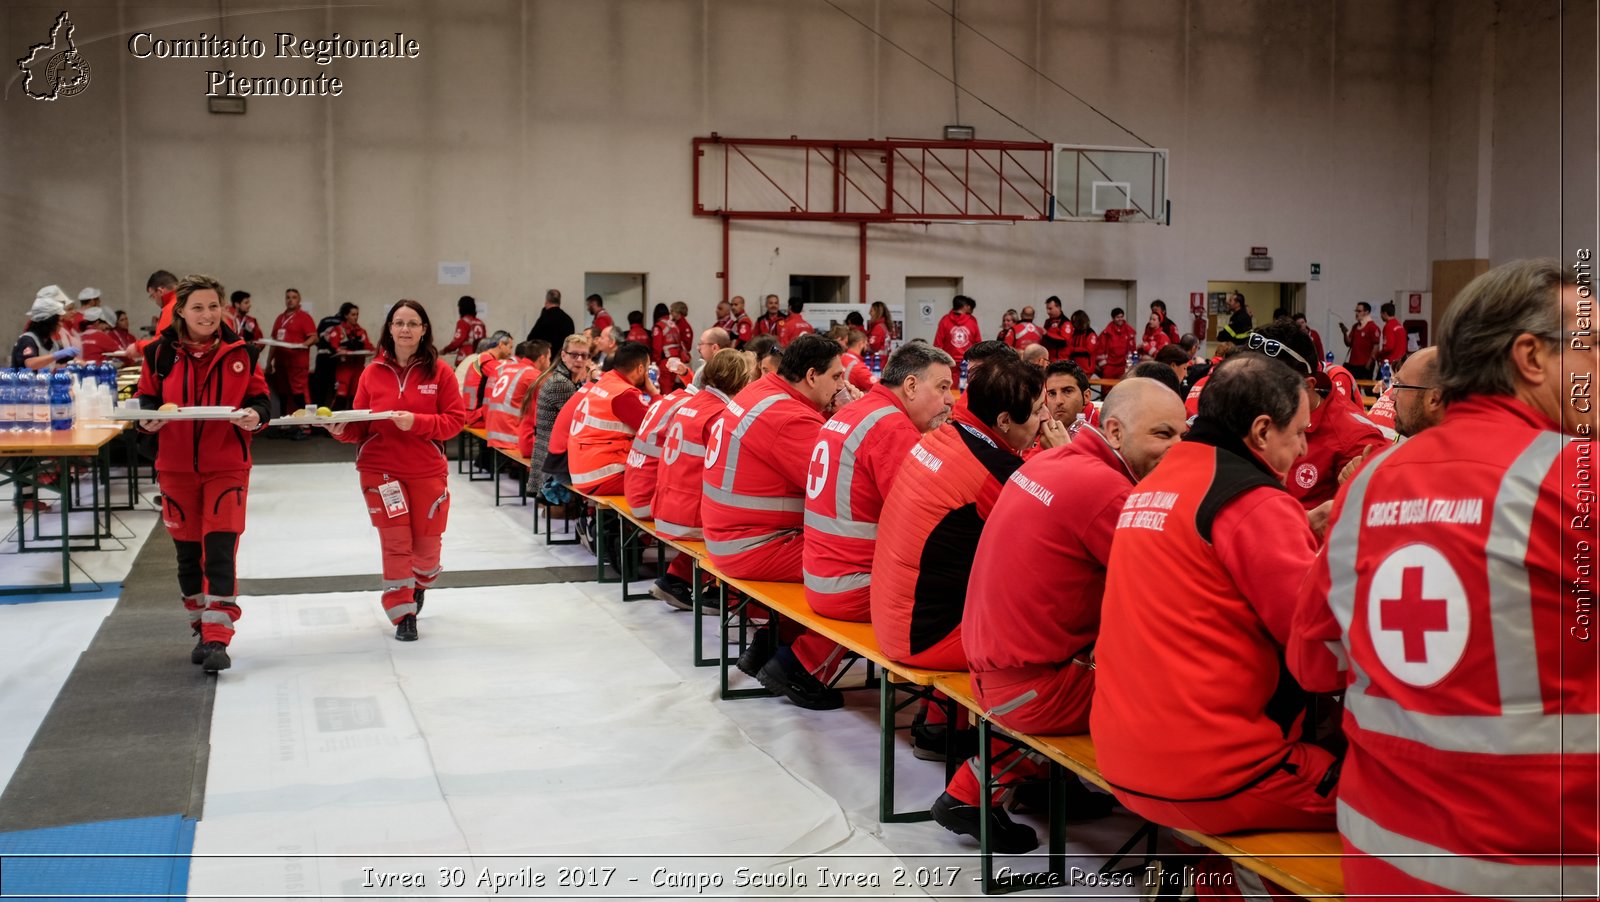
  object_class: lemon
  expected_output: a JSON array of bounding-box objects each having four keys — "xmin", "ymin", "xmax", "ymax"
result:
[
  {"xmin": 290, "ymin": 409, "xmax": 310, "ymax": 417},
  {"xmin": 316, "ymin": 406, "xmax": 332, "ymax": 417}
]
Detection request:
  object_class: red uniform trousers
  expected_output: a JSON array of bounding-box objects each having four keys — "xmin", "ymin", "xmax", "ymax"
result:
[
  {"xmin": 945, "ymin": 662, "xmax": 1094, "ymax": 805},
  {"xmin": 718, "ymin": 532, "xmax": 843, "ymax": 678},
  {"xmin": 159, "ymin": 469, "xmax": 249, "ymax": 645},
  {"xmin": 359, "ymin": 472, "xmax": 450, "ymax": 623},
  {"xmin": 271, "ymin": 362, "xmax": 310, "ymax": 407},
  {"xmin": 1114, "ymin": 740, "xmax": 1337, "ymax": 836}
]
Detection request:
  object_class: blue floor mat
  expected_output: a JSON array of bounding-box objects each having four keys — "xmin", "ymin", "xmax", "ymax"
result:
[{"xmin": 0, "ymin": 814, "xmax": 194, "ymax": 900}]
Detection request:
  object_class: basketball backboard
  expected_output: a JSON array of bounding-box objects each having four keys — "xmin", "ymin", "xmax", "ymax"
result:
[{"xmin": 1052, "ymin": 144, "xmax": 1169, "ymax": 224}]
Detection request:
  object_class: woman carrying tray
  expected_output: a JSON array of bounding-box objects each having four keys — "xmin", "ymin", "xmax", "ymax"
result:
[
  {"xmin": 324, "ymin": 300, "xmax": 464, "ymax": 642},
  {"xmin": 135, "ymin": 274, "xmax": 270, "ymax": 674}
]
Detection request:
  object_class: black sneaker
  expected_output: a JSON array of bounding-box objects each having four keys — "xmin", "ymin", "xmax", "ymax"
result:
[
  {"xmin": 395, "ymin": 614, "xmax": 418, "ymax": 642},
  {"xmin": 650, "ymin": 575, "xmax": 694, "ymax": 611},
  {"xmin": 190, "ymin": 634, "xmax": 208, "ymax": 665},
  {"xmin": 198, "ymin": 642, "xmax": 231, "ymax": 674},
  {"xmin": 1010, "ymin": 776, "xmax": 1118, "ymax": 819},
  {"xmin": 735, "ymin": 626, "xmax": 775, "ymax": 677},
  {"xmin": 756, "ymin": 647, "xmax": 844, "ymax": 710},
  {"xmin": 413, "ymin": 588, "xmax": 425, "ymax": 616},
  {"xmin": 910, "ymin": 713, "xmax": 980, "ymax": 762},
  {"xmin": 930, "ymin": 791, "xmax": 1039, "ymax": 854}
]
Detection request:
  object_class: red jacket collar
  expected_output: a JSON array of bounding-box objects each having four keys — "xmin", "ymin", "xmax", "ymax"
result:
[
  {"xmin": 953, "ymin": 403, "xmax": 1013, "ymax": 451},
  {"xmin": 758, "ymin": 371, "xmax": 823, "ymax": 411},
  {"xmin": 1445, "ymin": 394, "xmax": 1562, "ymax": 433},
  {"xmin": 1068, "ymin": 425, "xmax": 1138, "ymax": 484},
  {"xmin": 866, "ymin": 382, "xmax": 911, "ymax": 417}
]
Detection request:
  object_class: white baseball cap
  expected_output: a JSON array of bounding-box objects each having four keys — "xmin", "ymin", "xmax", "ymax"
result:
[{"xmin": 78, "ymin": 287, "xmax": 101, "ymax": 301}]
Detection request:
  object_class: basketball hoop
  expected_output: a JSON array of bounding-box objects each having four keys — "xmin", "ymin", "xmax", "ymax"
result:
[{"xmin": 1103, "ymin": 208, "xmax": 1141, "ymax": 223}]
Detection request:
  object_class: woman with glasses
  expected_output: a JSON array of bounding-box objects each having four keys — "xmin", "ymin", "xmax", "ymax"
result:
[{"xmin": 324, "ymin": 300, "xmax": 465, "ymax": 642}]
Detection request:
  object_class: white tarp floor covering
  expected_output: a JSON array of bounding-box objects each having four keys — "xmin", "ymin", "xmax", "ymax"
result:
[
  {"xmin": 236, "ymin": 463, "xmax": 593, "ymax": 580},
  {"xmin": 189, "ymin": 580, "xmax": 1146, "ymax": 898},
  {"xmin": 0, "ymin": 597, "xmax": 116, "ymax": 789},
  {"xmin": 0, "ymin": 485, "xmax": 160, "ymax": 590}
]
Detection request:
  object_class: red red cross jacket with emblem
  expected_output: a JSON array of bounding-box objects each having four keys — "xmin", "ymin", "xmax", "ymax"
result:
[
  {"xmin": 1286, "ymin": 388, "xmax": 1389, "ymax": 510},
  {"xmin": 623, "ymin": 388, "xmax": 695, "ymax": 519},
  {"xmin": 651, "ymin": 385, "xmax": 734, "ymax": 540},
  {"xmin": 331, "ymin": 353, "xmax": 465, "ymax": 479},
  {"xmin": 1009, "ymin": 321, "xmax": 1044, "ymax": 350},
  {"xmin": 802, "ymin": 384, "xmax": 923, "ymax": 621},
  {"xmin": 136, "ymin": 325, "xmax": 270, "ymax": 472},
  {"xmin": 1291, "ymin": 395, "xmax": 1598, "ymax": 900},
  {"xmin": 933, "ymin": 312, "xmax": 980, "ymax": 365},
  {"xmin": 701, "ymin": 372, "xmax": 824, "ymax": 578}
]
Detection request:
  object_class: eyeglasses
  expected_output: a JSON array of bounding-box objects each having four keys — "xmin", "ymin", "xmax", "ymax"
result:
[
  {"xmin": 391, "ymin": 321, "xmax": 423, "ymax": 330},
  {"xmin": 1246, "ymin": 333, "xmax": 1312, "ymax": 371},
  {"xmin": 563, "ymin": 351, "xmax": 589, "ymax": 360},
  {"xmin": 1390, "ymin": 382, "xmax": 1433, "ymax": 392}
]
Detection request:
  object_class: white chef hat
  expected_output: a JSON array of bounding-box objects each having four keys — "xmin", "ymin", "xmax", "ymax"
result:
[
  {"xmin": 29, "ymin": 285, "xmax": 70, "ymax": 321},
  {"xmin": 79, "ymin": 306, "xmax": 109, "ymax": 325},
  {"xmin": 78, "ymin": 287, "xmax": 101, "ymax": 301}
]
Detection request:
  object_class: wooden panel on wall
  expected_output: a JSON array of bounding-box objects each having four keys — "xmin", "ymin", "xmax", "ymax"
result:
[{"xmin": 1431, "ymin": 259, "xmax": 1490, "ymax": 333}]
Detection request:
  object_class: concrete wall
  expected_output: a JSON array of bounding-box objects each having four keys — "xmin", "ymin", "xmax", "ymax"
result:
[{"xmin": 1, "ymin": 0, "xmax": 1555, "ymax": 350}]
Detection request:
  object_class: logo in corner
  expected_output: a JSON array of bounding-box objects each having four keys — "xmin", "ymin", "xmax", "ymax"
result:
[
  {"xmin": 1294, "ymin": 462, "xmax": 1319, "ymax": 490},
  {"xmin": 17, "ymin": 11, "xmax": 91, "ymax": 101}
]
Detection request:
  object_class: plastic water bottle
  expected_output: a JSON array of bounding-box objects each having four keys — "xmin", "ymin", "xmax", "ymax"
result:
[
  {"xmin": 959, "ymin": 359, "xmax": 969, "ymax": 392},
  {"xmin": 1127, "ymin": 349, "xmax": 1139, "ymax": 373},
  {"xmin": 1068, "ymin": 412, "xmax": 1088, "ymax": 438},
  {"xmin": 647, "ymin": 363, "xmax": 660, "ymax": 388},
  {"xmin": 50, "ymin": 370, "xmax": 75, "ymax": 430},
  {"xmin": 1378, "ymin": 360, "xmax": 1394, "ymax": 393},
  {"xmin": 30, "ymin": 372, "xmax": 51, "ymax": 432},
  {"xmin": 0, "ymin": 370, "xmax": 16, "ymax": 432}
]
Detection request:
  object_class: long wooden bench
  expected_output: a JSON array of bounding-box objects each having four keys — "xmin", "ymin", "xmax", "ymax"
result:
[{"xmin": 933, "ymin": 672, "xmax": 1345, "ymax": 899}]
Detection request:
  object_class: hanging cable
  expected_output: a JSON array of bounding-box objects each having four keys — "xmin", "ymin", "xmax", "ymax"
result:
[
  {"xmin": 818, "ymin": 0, "xmax": 1047, "ymax": 142},
  {"xmin": 920, "ymin": 0, "xmax": 1154, "ymax": 148}
]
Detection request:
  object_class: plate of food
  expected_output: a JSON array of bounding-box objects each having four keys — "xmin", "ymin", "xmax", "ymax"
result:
[
  {"xmin": 106, "ymin": 405, "xmax": 243, "ymax": 421},
  {"xmin": 266, "ymin": 407, "xmax": 399, "ymax": 426}
]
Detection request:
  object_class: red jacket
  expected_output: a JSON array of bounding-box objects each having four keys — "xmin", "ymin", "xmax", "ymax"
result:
[
  {"xmin": 1345, "ymin": 319, "xmax": 1380, "ymax": 367},
  {"xmin": 964, "ymin": 428, "xmax": 1135, "ymax": 677},
  {"xmin": 441, "ymin": 315, "xmax": 486, "ymax": 363},
  {"xmin": 623, "ymin": 388, "xmax": 695, "ymax": 518},
  {"xmin": 866, "ymin": 318, "xmax": 891, "ymax": 355},
  {"xmin": 547, "ymin": 383, "xmax": 591, "ymax": 457},
  {"xmin": 776, "ymin": 312, "xmax": 815, "ymax": 346},
  {"xmin": 729, "ymin": 313, "xmax": 754, "ymax": 347},
  {"xmin": 870, "ymin": 407, "xmax": 1022, "ymax": 666},
  {"xmin": 1092, "ymin": 426, "xmax": 1319, "ymax": 802},
  {"xmin": 591, "ymin": 309, "xmax": 614, "ymax": 334},
  {"xmin": 1184, "ymin": 373, "xmax": 1207, "ymax": 417},
  {"xmin": 484, "ymin": 359, "xmax": 540, "ymax": 450},
  {"xmin": 136, "ymin": 327, "xmax": 270, "ymax": 473},
  {"xmin": 1378, "ymin": 317, "xmax": 1407, "ymax": 364},
  {"xmin": 802, "ymin": 385, "xmax": 922, "ymax": 621},
  {"xmin": 1364, "ymin": 386, "xmax": 1398, "ymax": 441},
  {"xmin": 840, "ymin": 351, "xmax": 874, "ymax": 393},
  {"xmin": 568, "ymin": 369, "xmax": 651, "ymax": 491},
  {"xmin": 651, "ymin": 386, "xmax": 732, "ymax": 539},
  {"xmin": 1066, "ymin": 329, "xmax": 1098, "ymax": 375},
  {"xmin": 1292, "ymin": 396, "xmax": 1596, "ymax": 899},
  {"xmin": 514, "ymin": 367, "xmax": 546, "ymax": 458},
  {"xmin": 227, "ymin": 311, "xmax": 261, "ymax": 343},
  {"xmin": 270, "ymin": 308, "xmax": 316, "ymax": 370},
  {"xmin": 80, "ymin": 329, "xmax": 124, "ymax": 364},
  {"xmin": 933, "ymin": 312, "xmax": 980, "ymax": 364},
  {"xmin": 1097, "ymin": 320, "xmax": 1137, "ymax": 377},
  {"xmin": 1141, "ymin": 323, "xmax": 1172, "ymax": 356},
  {"xmin": 1042, "ymin": 315, "xmax": 1073, "ymax": 361},
  {"xmin": 1286, "ymin": 388, "xmax": 1388, "ymax": 510},
  {"xmin": 1325, "ymin": 363, "xmax": 1363, "ymax": 407},
  {"xmin": 625, "ymin": 324, "xmax": 650, "ymax": 344},
  {"xmin": 333, "ymin": 354, "xmax": 466, "ymax": 479},
  {"xmin": 1010, "ymin": 321, "xmax": 1044, "ymax": 350},
  {"xmin": 701, "ymin": 373, "xmax": 823, "ymax": 577},
  {"xmin": 755, "ymin": 312, "xmax": 784, "ymax": 338}
]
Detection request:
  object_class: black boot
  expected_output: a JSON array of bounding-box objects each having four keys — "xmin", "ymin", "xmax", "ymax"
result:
[
  {"xmin": 190, "ymin": 633, "xmax": 208, "ymax": 665},
  {"xmin": 1010, "ymin": 776, "xmax": 1118, "ymax": 819},
  {"xmin": 413, "ymin": 588, "xmax": 425, "ymax": 616},
  {"xmin": 930, "ymin": 791, "xmax": 1039, "ymax": 854},
  {"xmin": 755, "ymin": 647, "xmax": 844, "ymax": 710},
  {"xmin": 395, "ymin": 614, "xmax": 418, "ymax": 641},
  {"xmin": 735, "ymin": 626, "xmax": 775, "ymax": 677},
  {"xmin": 198, "ymin": 642, "xmax": 231, "ymax": 674},
  {"xmin": 650, "ymin": 575, "xmax": 694, "ymax": 611}
]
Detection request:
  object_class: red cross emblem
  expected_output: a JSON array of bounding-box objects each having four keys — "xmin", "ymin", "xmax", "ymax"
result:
[
  {"xmin": 1366, "ymin": 544, "xmax": 1469, "ymax": 686},
  {"xmin": 662, "ymin": 422, "xmax": 685, "ymax": 466},
  {"xmin": 806, "ymin": 440, "xmax": 830, "ymax": 499}
]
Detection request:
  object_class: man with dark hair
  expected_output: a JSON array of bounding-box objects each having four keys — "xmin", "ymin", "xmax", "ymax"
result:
[
  {"xmin": 1292, "ymin": 312, "xmax": 1325, "ymax": 363},
  {"xmin": 872, "ymin": 357, "xmax": 1047, "ymax": 671},
  {"xmin": 267, "ymin": 287, "xmax": 318, "ymax": 437},
  {"xmin": 728, "ymin": 295, "xmax": 754, "ymax": 347},
  {"xmin": 1375, "ymin": 300, "xmax": 1407, "ymax": 370},
  {"xmin": 754, "ymin": 294, "xmax": 784, "ymax": 339},
  {"xmin": 1043, "ymin": 359, "xmax": 1090, "ymax": 428},
  {"xmin": 1251, "ymin": 319, "xmax": 1388, "ymax": 509},
  {"xmin": 933, "ymin": 295, "xmax": 980, "ymax": 367},
  {"xmin": 1040, "ymin": 296, "xmax": 1071, "ymax": 361},
  {"xmin": 1295, "ymin": 259, "xmax": 1597, "ymax": 900},
  {"xmin": 1093, "ymin": 353, "xmax": 1335, "ymax": 861},
  {"xmin": 145, "ymin": 270, "xmax": 179, "ymax": 340},
  {"xmin": 567, "ymin": 341, "xmax": 656, "ymax": 495},
  {"xmin": 227, "ymin": 290, "xmax": 260, "ymax": 344},
  {"xmin": 526, "ymin": 288, "xmax": 576, "ymax": 348},
  {"xmin": 586, "ymin": 294, "xmax": 613, "ymax": 334},
  {"xmin": 703, "ymin": 333, "xmax": 845, "ymax": 708},
  {"xmin": 1097, "ymin": 307, "xmax": 1137, "ymax": 378},
  {"xmin": 1339, "ymin": 301, "xmax": 1381, "ymax": 379},
  {"xmin": 776, "ymin": 297, "xmax": 815, "ymax": 345},
  {"xmin": 1130, "ymin": 360, "xmax": 1184, "ymax": 398},
  {"xmin": 311, "ymin": 303, "xmax": 349, "ymax": 409}
]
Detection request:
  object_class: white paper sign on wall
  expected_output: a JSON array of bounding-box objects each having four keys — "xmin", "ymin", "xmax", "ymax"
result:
[
  {"xmin": 438, "ymin": 262, "xmax": 471, "ymax": 285},
  {"xmin": 919, "ymin": 302, "xmax": 935, "ymax": 324}
]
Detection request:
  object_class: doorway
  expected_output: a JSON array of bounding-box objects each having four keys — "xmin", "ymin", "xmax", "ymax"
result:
[
  {"xmin": 904, "ymin": 276, "xmax": 962, "ymax": 344},
  {"xmin": 1205, "ymin": 280, "xmax": 1306, "ymax": 341},
  {"xmin": 584, "ymin": 273, "xmax": 647, "ymax": 331},
  {"xmin": 789, "ymin": 275, "xmax": 850, "ymax": 308}
]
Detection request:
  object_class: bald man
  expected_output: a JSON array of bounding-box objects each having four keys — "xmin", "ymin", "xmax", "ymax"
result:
[{"xmin": 934, "ymin": 379, "xmax": 1189, "ymax": 851}]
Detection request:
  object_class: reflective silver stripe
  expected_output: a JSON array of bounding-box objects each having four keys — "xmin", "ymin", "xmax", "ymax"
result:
[
  {"xmin": 718, "ymin": 393, "xmax": 789, "ymax": 492},
  {"xmin": 384, "ymin": 578, "xmax": 416, "ymax": 589},
  {"xmin": 204, "ymin": 594, "xmax": 237, "ymax": 606},
  {"xmin": 985, "ymin": 689, "xmax": 1039, "ymax": 719},
  {"xmin": 200, "ymin": 610, "xmax": 236, "ymax": 625},
  {"xmin": 1323, "ymin": 640, "xmax": 1348, "ymax": 673},
  {"xmin": 1486, "ymin": 432, "xmax": 1565, "ymax": 713},
  {"xmin": 634, "ymin": 502, "xmax": 653, "ymax": 518},
  {"xmin": 652, "ymin": 518, "xmax": 703, "ymax": 539},
  {"xmin": 487, "ymin": 401, "xmax": 520, "ymax": 415},
  {"xmin": 802, "ymin": 570, "xmax": 871, "ymax": 595},
  {"xmin": 570, "ymin": 462, "xmax": 625, "ymax": 485},
  {"xmin": 580, "ymin": 414, "xmax": 633, "ymax": 433},
  {"xmin": 703, "ymin": 483, "xmax": 804, "ymax": 513},
  {"xmin": 673, "ymin": 439, "xmax": 708, "ymax": 457},
  {"xmin": 486, "ymin": 430, "xmax": 519, "ymax": 444},
  {"xmin": 706, "ymin": 528, "xmax": 798, "ymax": 557},
  {"xmin": 413, "ymin": 564, "xmax": 441, "ymax": 578},
  {"xmin": 629, "ymin": 439, "xmax": 662, "ymax": 459},
  {"xmin": 428, "ymin": 491, "xmax": 448, "ymax": 519},
  {"xmin": 1339, "ymin": 799, "xmax": 1595, "ymax": 900},
  {"xmin": 387, "ymin": 602, "xmax": 418, "ymax": 619},
  {"xmin": 833, "ymin": 404, "xmax": 900, "ymax": 523},
  {"xmin": 1331, "ymin": 434, "xmax": 1589, "ymax": 754},
  {"xmin": 803, "ymin": 509, "xmax": 878, "ymax": 539}
]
